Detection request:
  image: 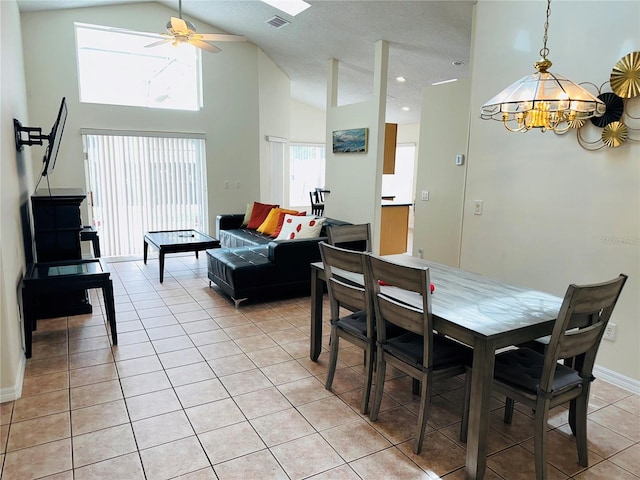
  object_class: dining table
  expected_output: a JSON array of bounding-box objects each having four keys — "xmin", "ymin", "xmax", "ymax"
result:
[{"xmin": 309, "ymin": 253, "xmax": 564, "ymax": 480}]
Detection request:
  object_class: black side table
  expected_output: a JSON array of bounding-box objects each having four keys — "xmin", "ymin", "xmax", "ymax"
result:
[{"xmin": 21, "ymin": 259, "xmax": 117, "ymax": 358}]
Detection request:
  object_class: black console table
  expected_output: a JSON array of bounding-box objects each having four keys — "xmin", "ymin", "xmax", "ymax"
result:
[
  {"xmin": 22, "ymin": 259, "xmax": 117, "ymax": 358},
  {"xmin": 31, "ymin": 188, "xmax": 92, "ymax": 317}
]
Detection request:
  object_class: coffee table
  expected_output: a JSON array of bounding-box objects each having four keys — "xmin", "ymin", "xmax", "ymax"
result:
[{"xmin": 144, "ymin": 229, "xmax": 220, "ymax": 283}]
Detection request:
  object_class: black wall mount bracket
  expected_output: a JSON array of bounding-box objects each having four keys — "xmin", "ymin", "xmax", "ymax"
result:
[{"xmin": 14, "ymin": 118, "xmax": 47, "ymax": 152}]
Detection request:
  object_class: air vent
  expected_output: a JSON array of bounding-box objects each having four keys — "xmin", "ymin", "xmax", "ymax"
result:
[{"xmin": 265, "ymin": 15, "xmax": 290, "ymax": 29}]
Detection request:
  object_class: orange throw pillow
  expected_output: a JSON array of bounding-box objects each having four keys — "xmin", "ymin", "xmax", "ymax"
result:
[
  {"xmin": 257, "ymin": 207, "xmax": 298, "ymax": 235},
  {"xmin": 271, "ymin": 210, "xmax": 306, "ymax": 238},
  {"xmin": 246, "ymin": 202, "xmax": 279, "ymax": 230}
]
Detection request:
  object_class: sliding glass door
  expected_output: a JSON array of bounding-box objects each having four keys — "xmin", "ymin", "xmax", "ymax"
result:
[{"xmin": 82, "ymin": 130, "xmax": 207, "ymax": 257}]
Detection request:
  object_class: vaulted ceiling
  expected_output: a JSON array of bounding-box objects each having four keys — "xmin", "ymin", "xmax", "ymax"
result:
[{"xmin": 17, "ymin": 0, "xmax": 475, "ymax": 124}]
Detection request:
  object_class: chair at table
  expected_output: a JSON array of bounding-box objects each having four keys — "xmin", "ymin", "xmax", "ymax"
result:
[
  {"xmin": 460, "ymin": 274, "xmax": 627, "ymax": 480},
  {"xmin": 327, "ymin": 223, "xmax": 371, "ymax": 252},
  {"xmin": 319, "ymin": 241, "xmax": 374, "ymax": 414},
  {"xmin": 309, "ymin": 191, "xmax": 324, "ymax": 216},
  {"xmin": 366, "ymin": 254, "xmax": 472, "ymax": 454}
]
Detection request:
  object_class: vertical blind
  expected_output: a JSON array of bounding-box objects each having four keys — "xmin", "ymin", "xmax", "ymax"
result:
[{"xmin": 82, "ymin": 130, "xmax": 207, "ymax": 257}]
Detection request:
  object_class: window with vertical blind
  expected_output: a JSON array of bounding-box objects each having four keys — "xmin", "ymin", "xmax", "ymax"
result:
[
  {"xmin": 289, "ymin": 143, "xmax": 325, "ymax": 207},
  {"xmin": 82, "ymin": 130, "xmax": 207, "ymax": 257}
]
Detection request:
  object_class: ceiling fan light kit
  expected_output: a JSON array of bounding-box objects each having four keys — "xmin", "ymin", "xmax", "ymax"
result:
[
  {"xmin": 146, "ymin": 0, "xmax": 246, "ymax": 53},
  {"xmin": 481, "ymin": 0, "xmax": 605, "ymax": 133}
]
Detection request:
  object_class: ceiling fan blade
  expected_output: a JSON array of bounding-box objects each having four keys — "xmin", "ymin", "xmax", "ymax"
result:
[
  {"xmin": 145, "ymin": 38, "xmax": 173, "ymax": 48},
  {"xmin": 189, "ymin": 40, "xmax": 221, "ymax": 53},
  {"xmin": 196, "ymin": 33, "xmax": 246, "ymax": 42},
  {"xmin": 170, "ymin": 16, "xmax": 190, "ymax": 34}
]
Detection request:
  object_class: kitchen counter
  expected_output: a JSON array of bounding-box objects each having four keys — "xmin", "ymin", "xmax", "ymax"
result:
[
  {"xmin": 380, "ymin": 202, "xmax": 410, "ymax": 255},
  {"xmin": 381, "ymin": 199, "xmax": 412, "ymax": 207}
]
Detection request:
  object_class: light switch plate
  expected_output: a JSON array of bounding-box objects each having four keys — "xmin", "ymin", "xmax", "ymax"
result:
[{"xmin": 456, "ymin": 154, "xmax": 465, "ymax": 165}]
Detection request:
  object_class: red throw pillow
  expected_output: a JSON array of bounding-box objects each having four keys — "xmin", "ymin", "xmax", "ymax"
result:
[
  {"xmin": 270, "ymin": 210, "xmax": 307, "ymax": 238},
  {"xmin": 247, "ymin": 202, "xmax": 279, "ymax": 230}
]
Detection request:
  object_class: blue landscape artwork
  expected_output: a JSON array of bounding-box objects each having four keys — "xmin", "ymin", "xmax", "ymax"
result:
[{"xmin": 332, "ymin": 128, "xmax": 368, "ymax": 153}]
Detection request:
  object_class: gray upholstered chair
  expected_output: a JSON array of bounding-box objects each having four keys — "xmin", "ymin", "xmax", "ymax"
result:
[
  {"xmin": 366, "ymin": 254, "xmax": 472, "ymax": 454},
  {"xmin": 319, "ymin": 242, "xmax": 374, "ymax": 414},
  {"xmin": 327, "ymin": 223, "xmax": 371, "ymax": 252},
  {"xmin": 460, "ymin": 274, "xmax": 627, "ymax": 480}
]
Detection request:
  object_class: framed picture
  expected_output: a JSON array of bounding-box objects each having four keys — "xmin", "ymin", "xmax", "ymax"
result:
[{"xmin": 332, "ymin": 128, "xmax": 368, "ymax": 154}]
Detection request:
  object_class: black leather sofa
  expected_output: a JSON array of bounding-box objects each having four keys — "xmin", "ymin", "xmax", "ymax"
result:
[{"xmin": 207, "ymin": 213, "xmax": 349, "ymax": 305}]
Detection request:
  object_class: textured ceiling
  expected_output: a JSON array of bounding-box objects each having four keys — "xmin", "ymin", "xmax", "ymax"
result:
[{"xmin": 17, "ymin": 0, "xmax": 475, "ymax": 124}]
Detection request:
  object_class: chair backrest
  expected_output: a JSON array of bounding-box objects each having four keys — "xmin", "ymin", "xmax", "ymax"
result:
[
  {"xmin": 315, "ymin": 188, "xmax": 325, "ymax": 203},
  {"xmin": 319, "ymin": 242, "xmax": 371, "ymax": 333},
  {"xmin": 540, "ymin": 274, "xmax": 628, "ymax": 393},
  {"xmin": 366, "ymin": 255, "xmax": 433, "ymax": 362},
  {"xmin": 327, "ymin": 223, "xmax": 371, "ymax": 252},
  {"xmin": 309, "ymin": 191, "xmax": 324, "ymax": 216}
]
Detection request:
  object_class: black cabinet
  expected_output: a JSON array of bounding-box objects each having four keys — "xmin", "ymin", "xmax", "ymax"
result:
[{"xmin": 31, "ymin": 188, "xmax": 92, "ymax": 317}]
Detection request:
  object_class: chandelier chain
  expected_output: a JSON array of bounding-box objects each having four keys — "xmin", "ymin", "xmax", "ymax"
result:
[{"xmin": 540, "ymin": 0, "xmax": 551, "ymax": 59}]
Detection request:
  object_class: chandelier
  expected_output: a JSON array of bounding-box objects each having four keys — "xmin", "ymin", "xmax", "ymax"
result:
[{"xmin": 480, "ymin": 0, "xmax": 606, "ymax": 133}]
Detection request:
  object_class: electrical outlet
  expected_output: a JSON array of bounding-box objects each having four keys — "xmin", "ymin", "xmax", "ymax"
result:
[
  {"xmin": 421, "ymin": 191, "xmax": 429, "ymax": 201},
  {"xmin": 224, "ymin": 180, "xmax": 229, "ymax": 189},
  {"xmin": 474, "ymin": 200, "xmax": 483, "ymax": 215},
  {"xmin": 604, "ymin": 323, "xmax": 617, "ymax": 341},
  {"xmin": 418, "ymin": 248, "xmax": 424, "ymax": 259}
]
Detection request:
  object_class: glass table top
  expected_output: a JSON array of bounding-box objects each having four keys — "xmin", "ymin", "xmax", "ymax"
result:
[{"xmin": 29, "ymin": 260, "xmax": 105, "ymax": 280}]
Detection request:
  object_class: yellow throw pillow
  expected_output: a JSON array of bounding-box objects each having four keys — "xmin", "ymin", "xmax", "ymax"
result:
[{"xmin": 257, "ymin": 207, "xmax": 298, "ymax": 235}]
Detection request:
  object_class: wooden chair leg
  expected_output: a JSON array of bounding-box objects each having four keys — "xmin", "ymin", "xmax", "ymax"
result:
[
  {"xmin": 325, "ymin": 329, "xmax": 339, "ymax": 390},
  {"xmin": 414, "ymin": 372, "xmax": 431, "ymax": 454},
  {"xmin": 568, "ymin": 398, "xmax": 577, "ymax": 436},
  {"xmin": 534, "ymin": 398, "xmax": 550, "ymax": 480},
  {"xmin": 575, "ymin": 392, "xmax": 590, "ymax": 467},
  {"xmin": 369, "ymin": 349, "xmax": 386, "ymax": 422},
  {"xmin": 460, "ymin": 366, "xmax": 471, "ymax": 442},
  {"xmin": 412, "ymin": 378, "xmax": 420, "ymax": 395},
  {"xmin": 504, "ymin": 397, "xmax": 515, "ymax": 424},
  {"xmin": 361, "ymin": 346, "xmax": 374, "ymax": 414}
]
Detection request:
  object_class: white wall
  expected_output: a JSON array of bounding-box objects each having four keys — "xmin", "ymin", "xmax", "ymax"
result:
[
  {"xmin": 464, "ymin": 1, "xmax": 639, "ymax": 383},
  {"xmin": 259, "ymin": 48, "xmax": 291, "ymax": 206},
  {"xmin": 0, "ymin": 0, "xmax": 34, "ymax": 400},
  {"xmin": 290, "ymin": 100, "xmax": 325, "ymax": 143},
  {"xmin": 20, "ymin": 2, "xmax": 288, "ymax": 228},
  {"xmin": 413, "ymin": 79, "xmax": 471, "ymax": 266},
  {"xmin": 325, "ymin": 43, "xmax": 389, "ymax": 253}
]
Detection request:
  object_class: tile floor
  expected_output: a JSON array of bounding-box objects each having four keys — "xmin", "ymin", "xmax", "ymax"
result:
[{"xmin": 1, "ymin": 254, "xmax": 639, "ymax": 480}]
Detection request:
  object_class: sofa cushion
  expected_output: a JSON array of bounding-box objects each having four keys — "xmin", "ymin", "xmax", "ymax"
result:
[
  {"xmin": 218, "ymin": 228, "xmax": 272, "ymax": 248},
  {"xmin": 271, "ymin": 210, "xmax": 307, "ymax": 238},
  {"xmin": 276, "ymin": 215, "xmax": 325, "ymax": 240},
  {"xmin": 247, "ymin": 202, "xmax": 278, "ymax": 230},
  {"xmin": 257, "ymin": 207, "xmax": 298, "ymax": 235}
]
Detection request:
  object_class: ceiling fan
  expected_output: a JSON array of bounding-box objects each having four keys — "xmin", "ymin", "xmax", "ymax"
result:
[{"xmin": 146, "ymin": 0, "xmax": 246, "ymax": 53}]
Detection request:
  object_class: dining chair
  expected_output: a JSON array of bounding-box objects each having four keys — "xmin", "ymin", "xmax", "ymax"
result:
[
  {"xmin": 460, "ymin": 274, "xmax": 627, "ymax": 480},
  {"xmin": 319, "ymin": 241, "xmax": 375, "ymax": 414},
  {"xmin": 309, "ymin": 191, "xmax": 324, "ymax": 216},
  {"xmin": 366, "ymin": 254, "xmax": 472, "ymax": 454},
  {"xmin": 327, "ymin": 223, "xmax": 371, "ymax": 252}
]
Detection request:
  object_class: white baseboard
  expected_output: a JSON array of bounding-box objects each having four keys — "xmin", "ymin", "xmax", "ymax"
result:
[
  {"xmin": 0, "ymin": 355, "xmax": 25, "ymax": 403},
  {"xmin": 594, "ymin": 364, "xmax": 640, "ymax": 394}
]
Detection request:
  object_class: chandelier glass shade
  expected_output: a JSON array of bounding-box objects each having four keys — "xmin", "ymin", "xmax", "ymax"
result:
[{"xmin": 481, "ymin": 0, "xmax": 606, "ymax": 133}]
